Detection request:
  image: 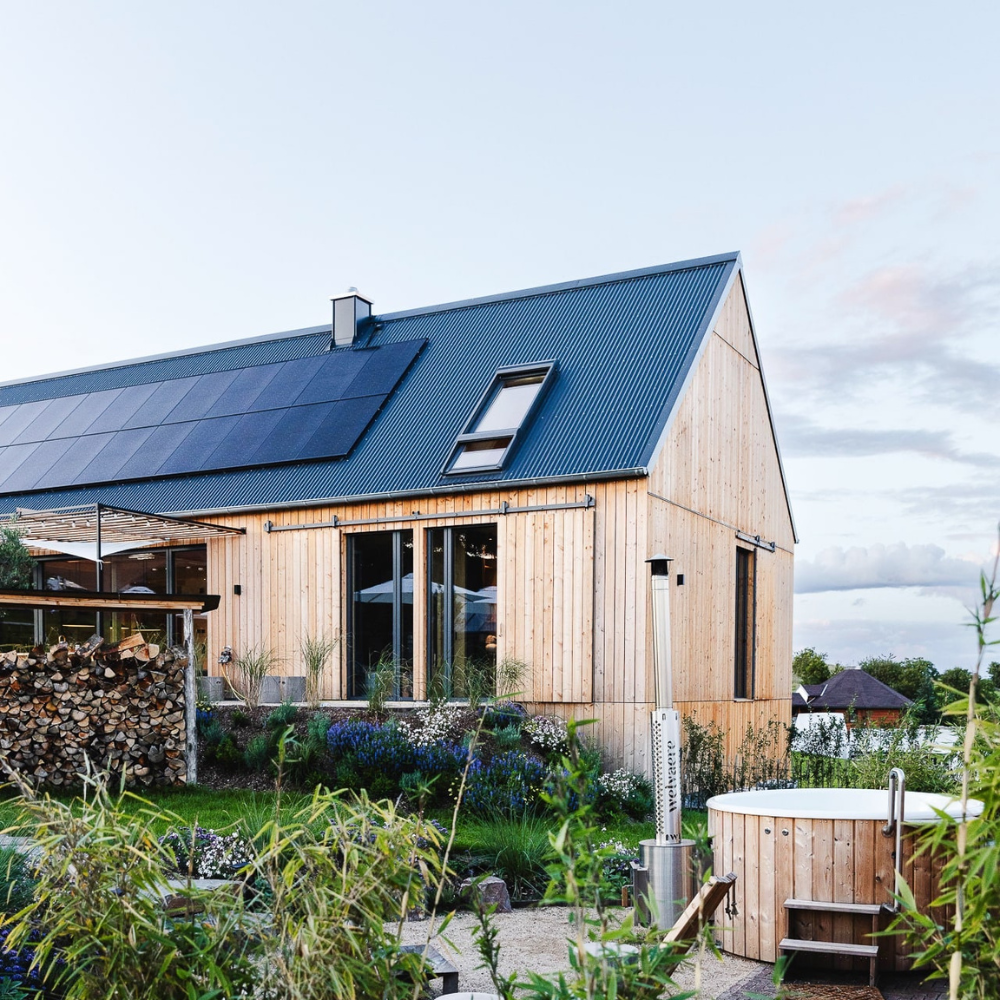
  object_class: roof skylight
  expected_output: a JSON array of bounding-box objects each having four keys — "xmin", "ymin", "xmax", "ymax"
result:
[{"xmin": 444, "ymin": 362, "xmax": 555, "ymax": 475}]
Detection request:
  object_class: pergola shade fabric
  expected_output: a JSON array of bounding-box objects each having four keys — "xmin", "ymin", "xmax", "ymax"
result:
[{"xmin": 0, "ymin": 340, "xmax": 425, "ymax": 494}]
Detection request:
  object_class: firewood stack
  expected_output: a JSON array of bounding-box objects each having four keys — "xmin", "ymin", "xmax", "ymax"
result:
[{"xmin": 0, "ymin": 633, "xmax": 188, "ymax": 787}]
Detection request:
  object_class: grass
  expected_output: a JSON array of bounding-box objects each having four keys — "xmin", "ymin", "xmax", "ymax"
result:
[{"xmin": 0, "ymin": 785, "xmax": 311, "ymax": 838}]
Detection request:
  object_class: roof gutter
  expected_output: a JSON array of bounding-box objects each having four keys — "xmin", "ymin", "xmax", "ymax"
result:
[{"xmin": 160, "ymin": 466, "xmax": 649, "ymax": 520}]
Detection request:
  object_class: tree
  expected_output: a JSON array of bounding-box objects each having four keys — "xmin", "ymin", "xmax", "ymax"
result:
[
  {"xmin": 940, "ymin": 665, "xmax": 997, "ymax": 705},
  {"xmin": 0, "ymin": 521, "xmax": 32, "ymax": 590},
  {"xmin": 793, "ymin": 647, "xmax": 831, "ymax": 686},
  {"xmin": 860, "ymin": 654, "xmax": 940, "ymax": 724}
]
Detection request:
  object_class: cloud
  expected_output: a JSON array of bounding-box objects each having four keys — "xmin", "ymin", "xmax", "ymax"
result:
[
  {"xmin": 795, "ymin": 542, "xmax": 983, "ymax": 594},
  {"xmin": 833, "ymin": 187, "xmax": 906, "ymax": 228},
  {"xmin": 778, "ymin": 418, "xmax": 1000, "ymax": 467},
  {"xmin": 793, "ymin": 615, "xmax": 977, "ymax": 670},
  {"xmin": 769, "ymin": 262, "xmax": 1000, "ymax": 414}
]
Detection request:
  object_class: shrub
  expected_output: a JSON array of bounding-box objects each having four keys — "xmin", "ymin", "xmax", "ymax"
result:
[
  {"xmin": 848, "ymin": 723, "xmax": 959, "ymax": 794},
  {"xmin": 524, "ymin": 714, "xmax": 569, "ymax": 754},
  {"xmin": 0, "ymin": 848, "xmax": 37, "ymax": 916},
  {"xmin": 265, "ymin": 701, "xmax": 298, "ymax": 731},
  {"xmin": 596, "ymin": 768, "xmax": 654, "ymax": 821},
  {"xmin": 230, "ymin": 709, "xmax": 251, "ymax": 728},
  {"xmin": 482, "ymin": 700, "xmax": 527, "ymax": 731},
  {"xmin": 464, "ymin": 750, "xmax": 547, "ymax": 816},
  {"xmin": 397, "ymin": 702, "xmax": 465, "ymax": 746},
  {"xmin": 457, "ymin": 815, "xmax": 554, "ymax": 900},
  {"xmin": 492, "ymin": 722, "xmax": 522, "ymax": 751},
  {"xmin": 198, "ymin": 718, "xmax": 226, "ymax": 762},
  {"xmin": 215, "ymin": 734, "xmax": 242, "ymax": 769},
  {"xmin": 1, "ymin": 777, "xmax": 259, "ymax": 999},
  {"xmin": 244, "ymin": 735, "xmax": 271, "ymax": 772},
  {"xmin": 284, "ymin": 712, "xmax": 333, "ymax": 787},
  {"xmin": 159, "ymin": 827, "xmax": 253, "ymax": 879}
]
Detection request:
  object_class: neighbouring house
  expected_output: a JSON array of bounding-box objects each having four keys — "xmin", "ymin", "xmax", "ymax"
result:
[
  {"xmin": 793, "ymin": 667, "xmax": 912, "ymax": 727},
  {"xmin": 0, "ymin": 252, "xmax": 795, "ymax": 769}
]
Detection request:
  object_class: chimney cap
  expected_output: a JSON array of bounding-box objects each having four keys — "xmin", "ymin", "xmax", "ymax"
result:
[
  {"xmin": 331, "ymin": 287, "xmax": 373, "ymax": 304},
  {"xmin": 646, "ymin": 553, "xmax": 673, "ymax": 577}
]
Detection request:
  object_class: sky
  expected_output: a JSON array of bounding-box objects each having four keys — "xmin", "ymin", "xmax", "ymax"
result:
[{"xmin": 0, "ymin": 1, "xmax": 997, "ymax": 671}]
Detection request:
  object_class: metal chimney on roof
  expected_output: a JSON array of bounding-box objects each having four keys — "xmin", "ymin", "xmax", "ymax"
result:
[{"xmin": 331, "ymin": 288, "xmax": 373, "ymax": 348}]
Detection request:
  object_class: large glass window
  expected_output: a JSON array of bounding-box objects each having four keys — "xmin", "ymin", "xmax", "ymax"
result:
[
  {"xmin": 734, "ymin": 546, "xmax": 756, "ymax": 699},
  {"xmin": 348, "ymin": 530, "xmax": 414, "ymax": 699},
  {"xmin": 31, "ymin": 546, "xmax": 206, "ymax": 649},
  {"xmin": 428, "ymin": 525, "xmax": 497, "ymax": 698},
  {"xmin": 40, "ymin": 557, "xmax": 99, "ymax": 645}
]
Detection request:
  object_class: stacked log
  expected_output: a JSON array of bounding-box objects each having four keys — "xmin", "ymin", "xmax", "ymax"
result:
[{"xmin": 0, "ymin": 634, "xmax": 188, "ymax": 787}]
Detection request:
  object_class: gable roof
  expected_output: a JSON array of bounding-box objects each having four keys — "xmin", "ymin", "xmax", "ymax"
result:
[
  {"xmin": 804, "ymin": 669, "xmax": 912, "ymax": 711},
  {"xmin": 0, "ymin": 252, "xmax": 774, "ymax": 517}
]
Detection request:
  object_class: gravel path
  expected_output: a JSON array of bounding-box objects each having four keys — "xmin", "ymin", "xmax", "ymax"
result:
[{"xmin": 399, "ymin": 907, "xmax": 763, "ymax": 998}]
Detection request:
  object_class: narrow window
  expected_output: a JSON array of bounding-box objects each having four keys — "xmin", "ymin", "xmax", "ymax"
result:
[
  {"xmin": 348, "ymin": 530, "xmax": 414, "ymax": 699},
  {"xmin": 444, "ymin": 363, "xmax": 555, "ymax": 474},
  {"xmin": 428, "ymin": 525, "xmax": 498, "ymax": 698},
  {"xmin": 734, "ymin": 546, "xmax": 756, "ymax": 699}
]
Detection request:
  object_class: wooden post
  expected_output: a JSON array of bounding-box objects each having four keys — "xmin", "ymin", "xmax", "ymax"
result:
[{"xmin": 183, "ymin": 608, "xmax": 198, "ymax": 784}]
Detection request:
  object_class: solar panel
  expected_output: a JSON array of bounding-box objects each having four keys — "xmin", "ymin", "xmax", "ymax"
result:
[
  {"xmin": 32, "ymin": 432, "xmax": 117, "ymax": 491},
  {"xmin": 154, "ymin": 414, "xmax": 242, "ymax": 477},
  {"xmin": 11, "ymin": 395, "xmax": 87, "ymax": 445},
  {"xmin": 63, "ymin": 388, "xmax": 127, "ymax": 436},
  {"xmin": 297, "ymin": 398, "xmax": 378, "ymax": 461},
  {"xmin": 160, "ymin": 370, "xmax": 243, "ymax": 423},
  {"xmin": 294, "ymin": 351, "xmax": 370, "ymax": 406},
  {"xmin": 0, "ymin": 339, "xmax": 426, "ymax": 493},
  {"xmin": 122, "ymin": 376, "xmax": 201, "ymax": 430},
  {"xmin": 248, "ymin": 403, "xmax": 333, "ymax": 467},
  {"xmin": 0, "ymin": 399, "xmax": 50, "ymax": 447},
  {"xmin": 202, "ymin": 364, "xmax": 284, "ymax": 418},
  {"xmin": 0, "ymin": 438, "xmax": 76, "ymax": 492},
  {"xmin": 85, "ymin": 383, "xmax": 159, "ymax": 434},
  {"xmin": 0, "ymin": 443, "xmax": 47, "ymax": 493},
  {"xmin": 199, "ymin": 409, "xmax": 287, "ymax": 471}
]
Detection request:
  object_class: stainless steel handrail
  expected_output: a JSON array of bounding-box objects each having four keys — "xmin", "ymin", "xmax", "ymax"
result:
[{"xmin": 883, "ymin": 767, "xmax": 906, "ymax": 910}]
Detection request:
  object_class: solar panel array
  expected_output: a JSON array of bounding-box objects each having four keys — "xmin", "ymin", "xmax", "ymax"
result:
[{"xmin": 0, "ymin": 340, "xmax": 425, "ymax": 495}]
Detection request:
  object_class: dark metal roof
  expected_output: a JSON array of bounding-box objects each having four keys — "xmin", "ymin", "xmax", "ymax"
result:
[
  {"xmin": 0, "ymin": 254, "xmax": 740, "ymax": 515},
  {"xmin": 805, "ymin": 669, "xmax": 913, "ymax": 711}
]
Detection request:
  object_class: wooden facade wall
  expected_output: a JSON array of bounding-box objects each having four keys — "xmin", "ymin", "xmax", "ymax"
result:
[{"xmin": 196, "ymin": 275, "xmax": 794, "ymax": 768}]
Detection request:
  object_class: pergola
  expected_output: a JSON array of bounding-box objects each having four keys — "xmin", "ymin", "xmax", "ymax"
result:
[{"xmin": 0, "ymin": 504, "xmax": 241, "ymax": 784}]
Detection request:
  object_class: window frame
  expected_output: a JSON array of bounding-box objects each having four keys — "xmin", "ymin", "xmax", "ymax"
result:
[
  {"xmin": 442, "ymin": 361, "xmax": 556, "ymax": 475},
  {"xmin": 345, "ymin": 528, "xmax": 414, "ymax": 700},
  {"xmin": 734, "ymin": 544, "xmax": 757, "ymax": 700}
]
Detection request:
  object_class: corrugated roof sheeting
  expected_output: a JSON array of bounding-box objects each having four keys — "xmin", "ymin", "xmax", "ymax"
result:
[{"xmin": 0, "ymin": 258, "xmax": 735, "ymax": 515}]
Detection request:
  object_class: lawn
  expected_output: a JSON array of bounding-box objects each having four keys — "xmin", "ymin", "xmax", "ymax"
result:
[{"xmin": 0, "ymin": 782, "xmax": 707, "ymax": 861}]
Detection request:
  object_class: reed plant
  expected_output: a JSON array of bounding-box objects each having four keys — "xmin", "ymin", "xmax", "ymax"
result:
[
  {"xmin": 366, "ymin": 652, "xmax": 398, "ymax": 717},
  {"xmin": 300, "ymin": 632, "xmax": 338, "ymax": 708},
  {"xmin": 892, "ymin": 526, "xmax": 1000, "ymax": 1000},
  {"xmin": 222, "ymin": 644, "xmax": 278, "ymax": 708}
]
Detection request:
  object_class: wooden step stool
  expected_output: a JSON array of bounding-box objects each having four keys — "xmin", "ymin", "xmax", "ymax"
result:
[{"xmin": 780, "ymin": 897, "xmax": 887, "ymax": 986}]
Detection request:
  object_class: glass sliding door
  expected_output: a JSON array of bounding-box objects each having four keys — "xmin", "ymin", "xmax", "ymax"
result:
[
  {"xmin": 348, "ymin": 530, "xmax": 414, "ymax": 699},
  {"xmin": 428, "ymin": 525, "xmax": 497, "ymax": 698}
]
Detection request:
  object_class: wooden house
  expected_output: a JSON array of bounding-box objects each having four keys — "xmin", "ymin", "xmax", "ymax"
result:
[{"xmin": 0, "ymin": 253, "xmax": 796, "ymax": 769}]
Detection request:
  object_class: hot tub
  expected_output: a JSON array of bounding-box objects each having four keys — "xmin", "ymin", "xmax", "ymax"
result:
[{"xmin": 707, "ymin": 788, "xmax": 983, "ymax": 973}]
